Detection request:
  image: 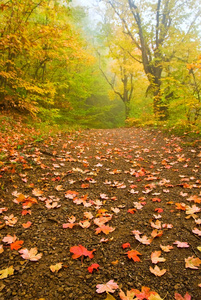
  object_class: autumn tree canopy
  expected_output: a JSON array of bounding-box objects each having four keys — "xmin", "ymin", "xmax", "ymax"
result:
[
  {"xmin": 101, "ymin": 0, "xmax": 201, "ymax": 120},
  {"xmin": 0, "ymin": 0, "xmax": 201, "ymax": 129}
]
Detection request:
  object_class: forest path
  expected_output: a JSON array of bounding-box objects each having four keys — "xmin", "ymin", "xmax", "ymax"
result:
[{"xmin": 0, "ymin": 127, "xmax": 201, "ymax": 300}]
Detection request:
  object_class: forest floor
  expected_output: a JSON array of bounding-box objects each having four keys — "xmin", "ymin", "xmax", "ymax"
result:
[{"xmin": 0, "ymin": 126, "xmax": 201, "ymax": 300}]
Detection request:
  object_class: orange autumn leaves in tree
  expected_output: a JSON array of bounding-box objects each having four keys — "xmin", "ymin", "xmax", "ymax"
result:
[{"xmin": 187, "ymin": 56, "xmax": 201, "ymax": 70}]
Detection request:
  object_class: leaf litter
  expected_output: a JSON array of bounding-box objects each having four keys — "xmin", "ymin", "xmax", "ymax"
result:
[{"xmin": 0, "ymin": 127, "xmax": 201, "ymax": 299}]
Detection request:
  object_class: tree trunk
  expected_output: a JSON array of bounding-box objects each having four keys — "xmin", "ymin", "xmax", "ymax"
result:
[{"xmin": 125, "ymin": 101, "xmax": 130, "ymax": 119}]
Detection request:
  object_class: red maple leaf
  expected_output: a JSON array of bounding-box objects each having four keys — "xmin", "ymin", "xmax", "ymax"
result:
[
  {"xmin": 155, "ymin": 208, "xmax": 164, "ymax": 213},
  {"xmin": 87, "ymin": 263, "xmax": 100, "ymax": 273},
  {"xmin": 122, "ymin": 243, "xmax": 131, "ymax": 249},
  {"xmin": 127, "ymin": 208, "xmax": 136, "ymax": 214},
  {"xmin": 70, "ymin": 245, "xmax": 95, "ymax": 259}
]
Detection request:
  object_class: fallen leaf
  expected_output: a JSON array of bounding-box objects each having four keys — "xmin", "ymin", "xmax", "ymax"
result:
[
  {"xmin": 10, "ymin": 240, "xmax": 24, "ymax": 250},
  {"xmin": 149, "ymin": 265, "xmax": 166, "ymax": 276},
  {"xmin": 111, "ymin": 207, "xmax": 120, "ymax": 214},
  {"xmin": 62, "ymin": 223, "xmax": 76, "ymax": 229},
  {"xmin": 192, "ymin": 228, "xmax": 201, "ymax": 236},
  {"xmin": 150, "ymin": 220, "xmax": 162, "ymax": 229},
  {"xmin": 185, "ymin": 256, "xmax": 201, "ymax": 269},
  {"xmin": 2, "ymin": 234, "xmax": 17, "ymax": 244},
  {"xmin": 187, "ymin": 195, "xmax": 201, "ymax": 203},
  {"xmin": 96, "ymin": 279, "xmax": 119, "ymax": 294},
  {"xmin": 149, "ymin": 294, "xmax": 163, "ymax": 300},
  {"xmin": 0, "ymin": 207, "xmax": 8, "ymax": 214},
  {"xmin": 4, "ymin": 214, "xmax": 18, "ymax": 226},
  {"xmin": 21, "ymin": 210, "xmax": 31, "ymax": 216},
  {"xmin": 55, "ymin": 185, "xmax": 63, "ymax": 191},
  {"xmin": 22, "ymin": 221, "xmax": 32, "ymax": 228},
  {"xmin": 119, "ymin": 289, "xmax": 136, "ymax": 300},
  {"xmin": 88, "ymin": 263, "xmax": 100, "ymax": 273},
  {"xmin": 122, "ymin": 243, "xmax": 130, "ymax": 249},
  {"xmin": 160, "ymin": 245, "xmax": 174, "ymax": 252},
  {"xmin": 95, "ymin": 225, "xmax": 115, "ymax": 235},
  {"xmin": 0, "ymin": 245, "xmax": 4, "ymax": 254},
  {"xmin": 174, "ymin": 292, "xmax": 191, "ymax": 300},
  {"xmin": 111, "ymin": 260, "xmax": 119, "ymax": 265},
  {"xmin": 70, "ymin": 245, "xmax": 95, "ymax": 259},
  {"xmin": 175, "ymin": 203, "xmax": 186, "ymax": 211},
  {"xmin": 127, "ymin": 208, "xmax": 136, "ymax": 214},
  {"xmin": 0, "ymin": 266, "xmax": 14, "ymax": 279},
  {"xmin": 32, "ymin": 188, "xmax": 43, "ymax": 197},
  {"xmin": 126, "ymin": 249, "xmax": 142, "ymax": 262},
  {"xmin": 151, "ymin": 251, "xmax": 166, "ymax": 264},
  {"xmin": 173, "ymin": 241, "xmax": 189, "ymax": 248},
  {"xmin": 155, "ymin": 208, "xmax": 163, "ymax": 213},
  {"xmin": 79, "ymin": 220, "xmax": 91, "ymax": 228},
  {"xmin": 45, "ymin": 200, "xmax": 61, "ymax": 209},
  {"xmin": 134, "ymin": 234, "xmax": 152, "ymax": 245},
  {"xmin": 151, "ymin": 229, "xmax": 163, "ymax": 238},
  {"xmin": 65, "ymin": 190, "xmax": 79, "ymax": 199},
  {"xmin": 162, "ymin": 223, "xmax": 173, "ymax": 229},
  {"xmin": 50, "ymin": 263, "xmax": 63, "ymax": 273},
  {"xmin": 152, "ymin": 197, "xmax": 161, "ymax": 202},
  {"xmin": 84, "ymin": 212, "xmax": 93, "ymax": 219},
  {"xmin": 19, "ymin": 247, "xmax": 42, "ymax": 261},
  {"xmin": 132, "ymin": 286, "xmax": 158, "ymax": 299},
  {"xmin": 186, "ymin": 205, "xmax": 201, "ymax": 215},
  {"xmin": 104, "ymin": 293, "xmax": 117, "ymax": 300}
]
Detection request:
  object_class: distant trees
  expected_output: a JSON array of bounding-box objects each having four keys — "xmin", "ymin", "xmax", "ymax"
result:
[{"xmin": 97, "ymin": 25, "xmax": 144, "ymax": 118}]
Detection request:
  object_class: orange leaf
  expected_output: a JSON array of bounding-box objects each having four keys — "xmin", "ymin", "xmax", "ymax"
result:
[
  {"xmin": 151, "ymin": 229, "xmax": 163, "ymax": 238},
  {"xmin": 32, "ymin": 188, "xmax": 43, "ymax": 197},
  {"xmin": 185, "ymin": 256, "xmax": 201, "ymax": 269},
  {"xmin": 126, "ymin": 249, "xmax": 142, "ymax": 262},
  {"xmin": 16, "ymin": 194, "xmax": 26, "ymax": 203},
  {"xmin": 21, "ymin": 210, "xmax": 31, "ymax": 216},
  {"xmin": 127, "ymin": 208, "xmax": 136, "ymax": 214},
  {"xmin": 22, "ymin": 221, "xmax": 32, "ymax": 228},
  {"xmin": 70, "ymin": 245, "xmax": 95, "ymax": 259},
  {"xmin": 95, "ymin": 225, "xmax": 115, "ymax": 235}
]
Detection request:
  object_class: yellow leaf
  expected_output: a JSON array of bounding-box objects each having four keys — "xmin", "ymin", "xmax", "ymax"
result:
[
  {"xmin": 197, "ymin": 246, "xmax": 201, "ymax": 252},
  {"xmin": 0, "ymin": 245, "xmax": 4, "ymax": 254},
  {"xmin": 111, "ymin": 260, "xmax": 119, "ymax": 265},
  {"xmin": 0, "ymin": 266, "xmax": 14, "ymax": 279},
  {"xmin": 104, "ymin": 293, "xmax": 116, "ymax": 300},
  {"xmin": 50, "ymin": 263, "xmax": 63, "ymax": 273},
  {"xmin": 149, "ymin": 294, "xmax": 163, "ymax": 300}
]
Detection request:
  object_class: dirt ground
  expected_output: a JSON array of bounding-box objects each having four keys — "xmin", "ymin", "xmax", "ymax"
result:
[{"xmin": 0, "ymin": 127, "xmax": 201, "ymax": 299}]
